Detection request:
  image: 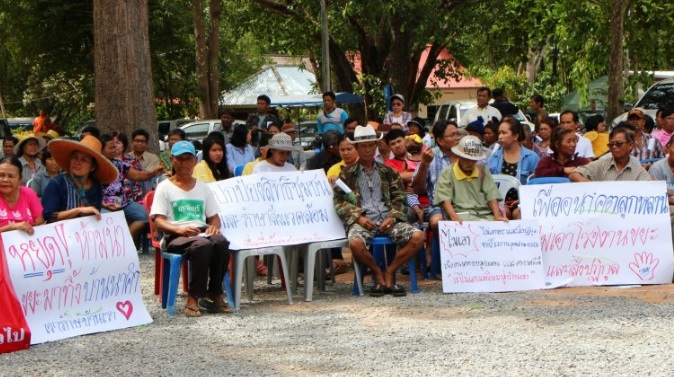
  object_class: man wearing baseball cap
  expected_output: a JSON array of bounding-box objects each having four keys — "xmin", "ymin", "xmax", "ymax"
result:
[
  {"xmin": 150, "ymin": 140, "xmax": 232, "ymax": 317},
  {"xmin": 434, "ymin": 135, "xmax": 506, "ymax": 223},
  {"xmin": 626, "ymin": 108, "xmax": 664, "ymax": 161}
]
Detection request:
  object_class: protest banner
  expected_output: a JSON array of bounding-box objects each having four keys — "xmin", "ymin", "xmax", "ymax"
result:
[
  {"xmin": 1, "ymin": 212, "xmax": 153, "ymax": 344},
  {"xmin": 438, "ymin": 220, "xmax": 545, "ymax": 293},
  {"xmin": 520, "ymin": 181, "xmax": 674, "ymax": 286},
  {"xmin": 209, "ymin": 170, "xmax": 346, "ymax": 249}
]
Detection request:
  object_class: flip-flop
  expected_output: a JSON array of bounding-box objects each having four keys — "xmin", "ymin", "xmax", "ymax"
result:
[
  {"xmin": 184, "ymin": 305, "xmax": 202, "ymax": 317},
  {"xmin": 199, "ymin": 298, "xmax": 233, "ymax": 314}
]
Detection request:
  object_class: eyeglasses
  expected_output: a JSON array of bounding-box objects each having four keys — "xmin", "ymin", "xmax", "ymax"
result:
[
  {"xmin": 442, "ymin": 132, "xmax": 459, "ymax": 139},
  {"xmin": 607, "ymin": 141, "xmax": 626, "ymax": 148}
]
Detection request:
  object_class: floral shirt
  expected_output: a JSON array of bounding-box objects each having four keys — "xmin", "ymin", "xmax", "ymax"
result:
[
  {"xmin": 124, "ymin": 155, "xmax": 145, "ymax": 202},
  {"xmin": 103, "ymin": 159, "xmax": 133, "ymax": 208}
]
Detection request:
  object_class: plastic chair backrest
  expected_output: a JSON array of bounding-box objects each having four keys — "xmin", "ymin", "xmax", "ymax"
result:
[
  {"xmin": 640, "ymin": 158, "xmax": 662, "ymax": 165},
  {"xmin": 492, "ymin": 174, "xmax": 521, "ymax": 203},
  {"xmin": 143, "ymin": 191, "xmax": 160, "ymax": 250},
  {"xmin": 234, "ymin": 164, "xmax": 245, "ymax": 177},
  {"xmin": 527, "ymin": 177, "xmax": 571, "ymax": 185}
]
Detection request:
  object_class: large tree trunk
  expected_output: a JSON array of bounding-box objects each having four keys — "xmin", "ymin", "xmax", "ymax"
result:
[
  {"xmin": 192, "ymin": 0, "xmax": 211, "ymax": 118},
  {"xmin": 192, "ymin": 0, "xmax": 222, "ymax": 119},
  {"xmin": 94, "ymin": 0, "xmax": 156, "ymax": 152},
  {"xmin": 207, "ymin": 0, "xmax": 221, "ymax": 117},
  {"xmin": 607, "ymin": 0, "xmax": 631, "ymax": 124}
]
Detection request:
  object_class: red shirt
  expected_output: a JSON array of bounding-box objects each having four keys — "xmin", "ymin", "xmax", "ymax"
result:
[{"xmin": 534, "ymin": 154, "xmax": 590, "ymax": 178}]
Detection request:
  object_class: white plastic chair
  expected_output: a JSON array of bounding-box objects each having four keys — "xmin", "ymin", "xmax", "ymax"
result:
[
  {"xmin": 492, "ymin": 174, "xmax": 521, "ymax": 204},
  {"xmin": 231, "ymin": 246, "xmax": 293, "ymax": 310},
  {"xmin": 296, "ymin": 239, "xmax": 349, "ymax": 302}
]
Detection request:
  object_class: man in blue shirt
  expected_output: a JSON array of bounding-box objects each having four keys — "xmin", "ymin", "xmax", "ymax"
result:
[{"xmin": 317, "ymin": 91, "xmax": 348, "ymax": 135}]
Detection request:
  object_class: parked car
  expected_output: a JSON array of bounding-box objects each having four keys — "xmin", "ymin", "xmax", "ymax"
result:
[
  {"xmin": 434, "ymin": 100, "xmax": 533, "ymax": 130},
  {"xmin": 612, "ymin": 78, "xmax": 674, "ymax": 127},
  {"xmin": 295, "ymin": 121, "xmax": 318, "ymax": 150}
]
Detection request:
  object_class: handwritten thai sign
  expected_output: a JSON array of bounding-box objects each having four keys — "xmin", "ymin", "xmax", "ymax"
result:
[
  {"xmin": 438, "ymin": 220, "xmax": 545, "ymax": 292},
  {"xmin": 1, "ymin": 212, "xmax": 153, "ymax": 344},
  {"xmin": 209, "ymin": 170, "xmax": 346, "ymax": 249},
  {"xmin": 520, "ymin": 181, "xmax": 674, "ymax": 286}
]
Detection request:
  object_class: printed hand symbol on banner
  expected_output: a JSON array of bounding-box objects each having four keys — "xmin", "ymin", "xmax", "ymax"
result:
[{"xmin": 629, "ymin": 252, "xmax": 659, "ymax": 281}]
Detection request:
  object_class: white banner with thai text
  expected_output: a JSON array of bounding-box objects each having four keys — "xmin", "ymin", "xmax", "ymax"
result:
[
  {"xmin": 1, "ymin": 212, "xmax": 152, "ymax": 344},
  {"xmin": 209, "ymin": 170, "xmax": 346, "ymax": 249},
  {"xmin": 438, "ymin": 220, "xmax": 545, "ymax": 292},
  {"xmin": 520, "ymin": 181, "xmax": 674, "ymax": 286}
]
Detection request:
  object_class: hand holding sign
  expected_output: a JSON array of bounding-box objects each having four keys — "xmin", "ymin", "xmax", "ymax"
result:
[{"xmin": 629, "ymin": 252, "xmax": 660, "ymax": 281}]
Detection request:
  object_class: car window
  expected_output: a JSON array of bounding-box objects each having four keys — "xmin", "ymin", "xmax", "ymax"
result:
[
  {"xmin": 437, "ymin": 105, "xmax": 449, "ymax": 121},
  {"xmin": 636, "ymin": 82, "xmax": 674, "ymax": 110},
  {"xmin": 448, "ymin": 105, "xmax": 458, "ymax": 121},
  {"xmin": 183, "ymin": 123, "xmax": 210, "ymax": 139}
]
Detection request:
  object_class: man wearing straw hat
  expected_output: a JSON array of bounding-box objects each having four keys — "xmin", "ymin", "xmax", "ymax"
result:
[
  {"xmin": 433, "ymin": 135, "xmax": 507, "ymax": 223},
  {"xmin": 333, "ymin": 124, "xmax": 425, "ymax": 297}
]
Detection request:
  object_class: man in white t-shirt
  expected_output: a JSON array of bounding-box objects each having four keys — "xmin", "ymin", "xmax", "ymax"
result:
[
  {"xmin": 460, "ymin": 87, "xmax": 502, "ymax": 128},
  {"xmin": 253, "ymin": 132, "xmax": 298, "ymax": 173},
  {"xmin": 559, "ymin": 110, "xmax": 595, "ymax": 159},
  {"xmin": 150, "ymin": 140, "xmax": 231, "ymax": 317}
]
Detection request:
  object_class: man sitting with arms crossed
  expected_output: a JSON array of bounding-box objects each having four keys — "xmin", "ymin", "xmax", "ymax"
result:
[
  {"xmin": 333, "ymin": 124, "xmax": 425, "ymax": 297},
  {"xmin": 434, "ymin": 135, "xmax": 507, "ymax": 223}
]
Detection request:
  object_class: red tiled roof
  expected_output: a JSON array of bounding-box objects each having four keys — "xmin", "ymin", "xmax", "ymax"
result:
[{"xmin": 347, "ymin": 46, "xmax": 482, "ymax": 89}]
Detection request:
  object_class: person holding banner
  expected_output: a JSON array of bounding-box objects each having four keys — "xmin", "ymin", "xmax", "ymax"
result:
[
  {"xmin": 151, "ymin": 140, "xmax": 231, "ymax": 317},
  {"xmin": 334, "ymin": 124, "xmax": 425, "ymax": 297},
  {"xmin": 252, "ymin": 132, "xmax": 298, "ymax": 173},
  {"xmin": 569, "ymin": 124, "xmax": 650, "ymax": 182},
  {"xmin": 0, "ymin": 157, "xmax": 44, "ymax": 234},
  {"xmin": 42, "ymin": 135, "xmax": 119, "ymax": 223},
  {"xmin": 433, "ymin": 135, "xmax": 506, "ymax": 223}
]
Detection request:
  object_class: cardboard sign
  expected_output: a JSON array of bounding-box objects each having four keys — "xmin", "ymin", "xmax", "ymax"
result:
[
  {"xmin": 438, "ymin": 220, "xmax": 545, "ymax": 292},
  {"xmin": 520, "ymin": 181, "xmax": 674, "ymax": 286},
  {"xmin": 209, "ymin": 170, "xmax": 346, "ymax": 249},
  {"xmin": 1, "ymin": 212, "xmax": 153, "ymax": 344}
]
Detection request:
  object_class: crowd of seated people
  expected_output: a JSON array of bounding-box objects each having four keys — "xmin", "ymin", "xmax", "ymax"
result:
[{"xmin": 4, "ymin": 89, "xmax": 674, "ymax": 315}]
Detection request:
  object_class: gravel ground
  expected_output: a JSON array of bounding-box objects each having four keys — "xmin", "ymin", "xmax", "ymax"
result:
[{"xmin": 3, "ymin": 252, "xmax": 674, "ymax": 376}]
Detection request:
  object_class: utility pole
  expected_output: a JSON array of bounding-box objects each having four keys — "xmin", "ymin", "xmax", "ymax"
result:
[{"xmin": 320, "ymin": 0, "xmax": 331, "ymax": 92}]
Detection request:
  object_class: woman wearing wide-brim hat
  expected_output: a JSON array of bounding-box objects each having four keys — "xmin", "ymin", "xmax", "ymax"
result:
[
  {"xmin": 41, "ymin": 135, "xmax": 119, "ymax": 223},
  {"xmin": 15, "ymin": 134, "xmax": 47, "ymax": 186}
]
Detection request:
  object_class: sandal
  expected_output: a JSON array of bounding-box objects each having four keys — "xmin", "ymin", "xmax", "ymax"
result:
[
  {"xmin": 385, "ymin": 284, "xmax": 407, "ymax": 297},
  {"xmin": 369, "ymin": 284, "xmax": 385, "ymax": 297},
  {"xmin": 184, "ymin": 305, "xmax": 202, "ymax": 317},
  {"xmin": 256, "ymin": 263, "xmax": 268, "ymax": 277},
  {"xmin": 199, "ymin": 298, "xmax": 233, "ymax": 314}
]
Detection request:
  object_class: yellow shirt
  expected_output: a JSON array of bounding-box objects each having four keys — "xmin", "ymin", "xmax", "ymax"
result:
[
  {"xmin": 192, "ymin": 160, "xmax": 215, "ymax": 183},
  {"xmin": 242, "ymin": 158, "xmax": 262, "ymax": 176},
  {"xmin": 453, "ymin": 162, "xmax": 479, "ymax": 181},
  {"xmin": 584, "ymin": 131, "xmax": 610, "ymax": 157},
  {"xmin": 326, "ymin": 160, "xmax": 346, "ymax": 179}
]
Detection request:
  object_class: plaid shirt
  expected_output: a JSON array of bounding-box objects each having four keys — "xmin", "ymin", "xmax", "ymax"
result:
[
  {"xmin": 333, "ymin": 161, "xmax": 407, "ymax": 226},
  {"xmin": 631, "ymin": 132, "xmax": 665, "ymax": 160}
]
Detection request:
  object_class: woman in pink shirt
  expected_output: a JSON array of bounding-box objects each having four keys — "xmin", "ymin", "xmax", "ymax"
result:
[{"xmin": 0, "ymin": 157, "xmax": 44, "ymax": 234}]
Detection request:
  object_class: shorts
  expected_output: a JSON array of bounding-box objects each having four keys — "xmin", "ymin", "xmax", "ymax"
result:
[
  {"xmin": 407, "ymin": 206, "xmax": 442, "ymax": 223},
  {"xmin": 123, "ymin": 201, "xmax": 148, "ymax": 224},
  {"xmin": 347, "ymin": 221, "xmax": 421, "ymax": 246}
]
